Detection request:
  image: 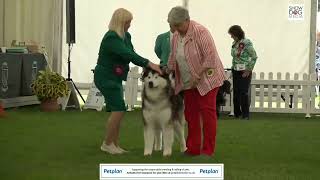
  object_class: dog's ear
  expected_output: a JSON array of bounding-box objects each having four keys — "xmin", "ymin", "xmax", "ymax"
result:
[
  {"xmin": 141, "ymin": 67, "xmax": 151, "ymax": 81},
  {"xmin": 160, "ymin": 65, "xmax": 172, "ymax": 75},
  {"xmin": 161, "ymin": 65, "xmax": 176, "ymax": 80},
  {"xmin": 157, "ymin": 65, "xmax": 170, "ymax": 79}
]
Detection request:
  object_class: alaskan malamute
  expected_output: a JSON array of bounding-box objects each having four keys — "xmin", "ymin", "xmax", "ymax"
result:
[{"xmin": 141, "ymin": 69, "xmax": 186, "ymax": 156}]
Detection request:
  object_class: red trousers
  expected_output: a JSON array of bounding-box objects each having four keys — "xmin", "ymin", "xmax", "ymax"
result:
[{"xmin": 184, "ymin": 87, "xmax": 219, "ymax": 156}]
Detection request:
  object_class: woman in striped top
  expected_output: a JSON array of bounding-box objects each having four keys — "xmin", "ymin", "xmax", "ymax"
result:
[{"xmin": 167, "ymin": 6, "xmax": 226, "ymax": 156}]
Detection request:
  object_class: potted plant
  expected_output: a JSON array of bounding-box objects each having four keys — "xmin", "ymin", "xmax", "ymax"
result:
[{"xmin": 31, "ymin": 69, "xmax": 69, "ymax": 112}]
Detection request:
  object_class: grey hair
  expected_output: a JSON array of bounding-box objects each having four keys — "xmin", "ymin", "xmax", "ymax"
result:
[{"xmin": 167, "ymin": 6, "xmax": 190, "ymax": 25}]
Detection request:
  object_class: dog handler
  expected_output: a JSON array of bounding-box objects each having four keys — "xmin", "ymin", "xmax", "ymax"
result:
[
  {"xmin": 228, "ymin": 25, "xmax": 257, "ymax": 120},
  {"xmin": 94, "ymin": 8, "xmax": 162, "ymax": 155},
  {"xmin": 167, "ymin": 6, "xmax": 225, "ymax": 156}
]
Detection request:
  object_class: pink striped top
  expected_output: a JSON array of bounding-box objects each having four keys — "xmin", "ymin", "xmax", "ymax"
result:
[{"xmin": 168, "ymin": 20, "xmax": 226, "ymax": 96}]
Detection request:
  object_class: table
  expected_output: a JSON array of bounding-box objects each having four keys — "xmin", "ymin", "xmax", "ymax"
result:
[{"xmin": 0, "ymin": 53, "xmax": 47, "ymax": 107}]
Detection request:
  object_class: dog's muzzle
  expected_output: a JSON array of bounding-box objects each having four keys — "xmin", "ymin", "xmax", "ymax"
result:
[{"xmin": 148, "ymin": 81, "xmax": 154, "ymax": 88}]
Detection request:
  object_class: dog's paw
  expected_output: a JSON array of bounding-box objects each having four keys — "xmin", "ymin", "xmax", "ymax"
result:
[
  {"xmin": 180, "ymin": 146, "xmax": 187, "ymax": 153},
  {"xmin": 163, "ymin": 150, "xmax": 172, "ymax": 157},
  {"xmin": 144, "ymin": 153, "xmax": 152, "ymax": 156},
  {"xmin": 144, "ymin": 150, "xmax": 152, "ymax": 156}
]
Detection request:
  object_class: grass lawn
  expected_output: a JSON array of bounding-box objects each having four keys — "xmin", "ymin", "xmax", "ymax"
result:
[{"xmin": 0, "ymin": 107, "xmax": 319, "ymax": 180}]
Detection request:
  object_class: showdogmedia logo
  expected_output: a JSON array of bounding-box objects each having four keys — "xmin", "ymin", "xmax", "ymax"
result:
[{"xmin": 288, "ymin": 4, "xmax": 304, "ymax": 21}]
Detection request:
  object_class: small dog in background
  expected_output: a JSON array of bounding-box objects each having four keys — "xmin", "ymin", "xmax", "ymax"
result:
[
  {"xmin": 216, "ymin": 80, "xmax": 231, "ymax": 118},
  {"xmin": 141, "ymin": 68, "xmax": 186, "ymax": 157}
]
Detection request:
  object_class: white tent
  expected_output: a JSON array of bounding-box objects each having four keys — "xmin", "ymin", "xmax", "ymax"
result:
[{"xmin": 0, "ymin": 0, "xmax": 317, "ymax": 84}]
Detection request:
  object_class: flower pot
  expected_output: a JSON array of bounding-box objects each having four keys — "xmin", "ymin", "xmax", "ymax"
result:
[{"xmin": 40, "ymin": 99, "xmax": 60, "ymax": 112}]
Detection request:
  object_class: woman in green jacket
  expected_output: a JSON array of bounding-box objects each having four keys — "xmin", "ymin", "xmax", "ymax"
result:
[
  {"xmin": 228, "ymin": 25, "xmax": 257, "ymax": 120},
  {"xmin": 94, "ymin": 8, "xmax": 162, "ymax": 155}
]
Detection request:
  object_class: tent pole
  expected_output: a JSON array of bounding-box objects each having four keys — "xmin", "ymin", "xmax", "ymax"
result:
[
  {"xmin": 309, "ymin": 0, "xmax": 317, "ymax": 77},
  {"xmin": 2, "ymin": 0, "xmax": 5, "ymax": 46},
  {"xmin": 183, "ymin": 0, "xmax": 189, "ymax": 9}
]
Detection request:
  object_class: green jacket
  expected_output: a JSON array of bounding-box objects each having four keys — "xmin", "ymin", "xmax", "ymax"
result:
[
  {"xmin": 231, "ymin": 38, "xmax": 257, "ymax": 71},
  {"xmin": 154, "ymin": 31, "xmax": 171, "ymax": 66},
  {"xmin": 96, "ymin": 31, "xmax": 149, "ymax": 81}
]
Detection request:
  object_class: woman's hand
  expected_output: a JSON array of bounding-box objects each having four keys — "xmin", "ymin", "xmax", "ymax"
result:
[
  {"xmin": 161, "ymin": 66, "xmax": 172, "ymax": 75},
  {"xmin": 242, "ymin": 70, "xmax": 252, "ymax": 78},
  {"xmin": 148, "ymin": 62, "xmax": 163, "ymax": 75},
  {"xmin": 190, "ymin": 74, "xmax": 201, "ymax": 88}
]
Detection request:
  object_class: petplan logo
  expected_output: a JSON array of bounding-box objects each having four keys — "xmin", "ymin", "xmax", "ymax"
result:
[
  {"xmin": 103, "ymin": 168, "xmax": 123, "ymax": 174},
  {"xmin": 200, "ymin": 168, "xmax": 219, "ymax": 174},
  {"xmin": 100, "ymin": 165, "xmax": 126, "ymax": 179},
  {"xmin": 288, "ymin": 4, "xmax": 304, "ymax": 21}
]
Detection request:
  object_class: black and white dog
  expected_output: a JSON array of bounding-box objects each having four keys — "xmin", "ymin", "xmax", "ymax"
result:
[
  {"xmin": 216, "ymin": 80, "xmax": 231, "ymax": 118},
  {"xmin": 141, "ymin": 68, "xmax": 186, "ymax": 156}
]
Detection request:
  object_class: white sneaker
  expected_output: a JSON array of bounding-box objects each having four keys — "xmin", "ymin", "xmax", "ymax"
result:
[
  {"xmin": 101, "ymin": 142, "xmax": 123, "ymax": 154},
  {"xmin": 117, "ymin": 146, "xmax": 129, "ymax": 153}
]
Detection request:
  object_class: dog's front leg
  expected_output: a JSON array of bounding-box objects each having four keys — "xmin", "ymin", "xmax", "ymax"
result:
[
  {"xmin": 162, "ymin": 124, "xmax": 174, "ymax": 157},
  {"xmin": 144, "ymin": 125, "xmax": 155, "ymax": 156},
  {"xmin": 154, "ymin": 129, "xmax": 162, "ymax": 151}
]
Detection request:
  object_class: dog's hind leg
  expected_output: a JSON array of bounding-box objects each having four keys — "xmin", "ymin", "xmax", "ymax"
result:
[
  {"xmin": 144, "ymin": 125, "xmax": 155, "ymax": 156},
  {"xmin": 154, "ymin": 129, "xmax": 162, "ymax": 151},
  {"xmin": 174, "ymin": 120, "xmax": 187, "ymax": 152},
  {"xmin": 162, "ymin": 124, "xmax": 174, "ymax": 156}
]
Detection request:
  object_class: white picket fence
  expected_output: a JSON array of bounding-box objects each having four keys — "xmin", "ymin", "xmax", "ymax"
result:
[{"xmin": 124, "ymin": 67, "xmax": 320, "ymax": 117}]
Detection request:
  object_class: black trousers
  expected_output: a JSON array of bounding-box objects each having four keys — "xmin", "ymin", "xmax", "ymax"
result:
[{"xmin": 232, "ymin": 70, "xmax": 251, "ymax": 118}]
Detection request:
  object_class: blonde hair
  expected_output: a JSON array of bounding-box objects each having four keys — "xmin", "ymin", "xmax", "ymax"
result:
[{"xmin": 108, "ymin": 8, "xmax": 133, "ymax": 38}]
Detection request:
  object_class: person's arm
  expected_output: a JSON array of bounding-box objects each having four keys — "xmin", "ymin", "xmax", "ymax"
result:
[
  {"xmin": 106, "ymin": 35, "xmax": 149, "ymax": 68},
  {"xmin": 246, "ymin": 41, "xmax": 257, "ymax": 71},
  {"xmin": 154, "ymin": 35, "xmax": 162, "ymax": 60},
  {"xmin": 241, "ymin": 39, "xmax": 257, "ymax": 77},
  {"xmin": 105, "ymin": 34, "xmax": 162, "ymax": 74},
  {"xmin": 167, "ymin": 52, "xmax": 176, "ymax": 71},
  {"xmin": 167, "ymin": 34, "xmax": 176, "ymax": 71},
  {"xmin": 197, "ymin": 29, "xmax": 219, "ymax": 74}
]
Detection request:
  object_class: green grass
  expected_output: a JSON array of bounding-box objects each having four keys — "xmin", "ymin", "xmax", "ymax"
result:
[{"xmin": 0, "ymin": 107, "xmax": 319, "ymax": 180}]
